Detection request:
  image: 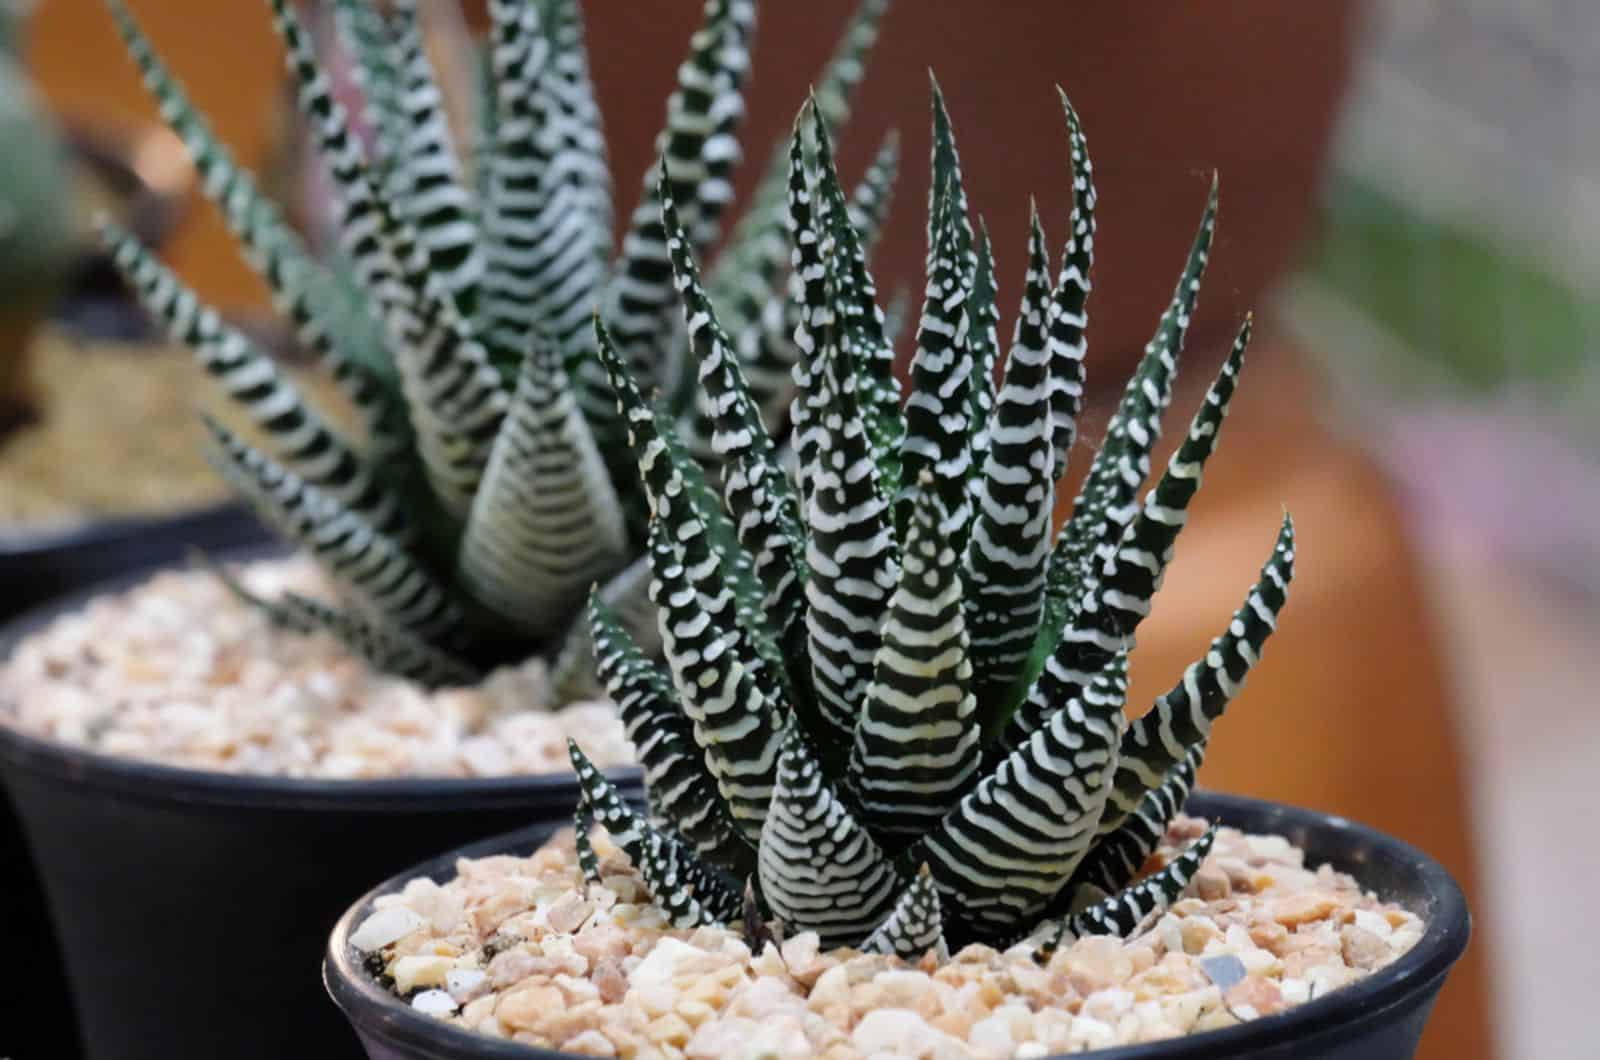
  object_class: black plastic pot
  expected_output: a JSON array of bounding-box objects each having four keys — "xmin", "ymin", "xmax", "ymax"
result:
[
  {"xmin": 326, "ymin": 791, "xmax": 1470, "ymax": 1060},
  {"xmin": 0, "ymin": 501, "xmax": 272, "ymax": 622},
  {"xmin": 0, "ymin": 578, "xmax": 642, "ymax": 1060},
  {"xmin": 0, "ymin": 507, "xmax": 272, "ymax": 1060}
]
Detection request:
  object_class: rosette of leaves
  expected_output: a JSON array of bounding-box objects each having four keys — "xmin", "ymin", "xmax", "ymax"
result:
[
  {"xmin": 97, "ymin": 0, "xmax": 900, "ymax": 690},
  {"xmin": 568, "ymin": 88, "xmax": 1297, "ymax": 958}
]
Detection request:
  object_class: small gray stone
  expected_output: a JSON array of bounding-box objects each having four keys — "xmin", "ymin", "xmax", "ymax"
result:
[{"xmin": 1198, "ymin": 954, "xmax": 1247, "ymax": 992}]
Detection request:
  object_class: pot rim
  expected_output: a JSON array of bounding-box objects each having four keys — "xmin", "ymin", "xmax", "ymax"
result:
[
  {"xmin": 0, "ymin": 499, "xmax": 252, "ymax": 559},
  {"xmin": 0, "ymin": 543, "xmax": 641, "ymax": 813},
  {"xmin": 323, "ymin": 790, "xmax": 1471, "ymax": 1059}
]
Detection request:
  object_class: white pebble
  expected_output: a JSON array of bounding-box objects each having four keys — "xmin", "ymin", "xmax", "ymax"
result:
[
  {"xmin": 410, "ymin": 989, "xmax": 458, "ymax": 1016},
  {"xmin": 349, "ymin": 906, "xmax": 426, "ymax": 952}
]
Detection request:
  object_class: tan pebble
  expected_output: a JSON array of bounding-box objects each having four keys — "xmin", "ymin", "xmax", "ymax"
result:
[
  {"xmin": 391, "ymin": 954, "xmax": 454, "ymax": 993},
  {"xmin": 573, "ymin": 922, "xmax": 631, "ymax": 963},
  {"xmin": 560, "ymin": 1029, "xmax": 617, "ymax": 1056},
  {"xmin": 1224, "ymin": 976, "xmax": 1284, "ymax": 1017},
  {"xmin": 1272, "ymin": 892, "xmax": 1339, "ymax": 928},
  {"xmin": 1193, "ymin": 865, "xmax": 1232, "ymax": 901},
  {"xmin": 675, "ymin": 999, "xmax": 715, "ymax": 1027},
  {"xmin": 1248, "ymin": 918, "xmax": 1290, "ymax": 956},
  {"xmin": 1179, "ymin": 917, "xmax": 1219, "ymax": 955},
  {"xmin": 809, "ymin": 964, "xmax": 851, "ymax": 1009},
  {"xmin": 646, "ymin": 1012, "xmax": 693, "ymax": 1047},
  {"xmin": 1340, "ymin": 925, "xmax": 1390, "ymax": 971},
  {"xmin": 1215, "ymin": 858, "xmax": 1256, "ymax": 893},
  {"xmin": 495, "ymin": 983, "xmax": 565, "ymax": 1032},
  {"xmin": 592, "ymin": 957, "xmax": 627, "ymax": 1004},
  {"xmin": 545, "ymin": 893, "xmax": 595, "ymax": 935},
  {"xmin": 931, "ymin": 1009, "xmax": 974, "ymax": 1040}
]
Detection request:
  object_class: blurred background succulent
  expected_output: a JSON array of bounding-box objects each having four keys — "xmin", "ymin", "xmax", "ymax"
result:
[
  {"xmin": 569, "ymin": 90, "xmax": 1295, "ymax": 956},
  {"xmin": 100, "ymin": 0, "xmax": 900, "ymax": 694},
  {"xmin": 0, "ymin": 0, "xmax": 74, "ymax": 434}
]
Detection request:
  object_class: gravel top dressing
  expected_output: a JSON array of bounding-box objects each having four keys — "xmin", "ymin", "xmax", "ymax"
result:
[
  {"xmin": 352, "ymin": 818, "xmax": 1423, "ymax": 1059},
  {"xmin": 0, "ymin": 557, "xmax": 633, "ymax": 778}
]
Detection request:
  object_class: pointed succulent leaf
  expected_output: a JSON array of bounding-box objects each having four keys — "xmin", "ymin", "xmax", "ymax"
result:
[
  {"xmin": 1047, "ymin": 89, "xmax": 1096, "ymax": 482},
  {"xmin": 643, "ymin": 519, "xmax": 785, "ymax": 849},
  {"xmin": 479, "ymin": 0, "xmax": 608, "ymax": 363},
  {"xmin": 724, "ymin": 128, "xmax": 900, "ymax": 445},
  {"xmin": 102, "ymin": 223, "xmax": 405, "ymax": 540},
  {"xmin": 1048, "ymin": 314, "xmax": 1250, "ymax": 705},
  {"xmin": 784, "ymin": 110, "xmax": 834, "ymax": 511},
  {"xmin": 600, "ymin": 0, "xmax": 756, "ymax": 386},
  {"xmin": 796, "ymin": 300, "xmax": 900, "ymax": 750},
  {"xmin": 920, "ymin": 662, "xmax": 1127, "ymax": 936},
  {"xmin": 964, "ymin": 206, "xmax": 1053, "ymax": 703},
  {"xmin": 966, "ymin": 223, "xmax": 1001, "ymax": 469},
  {"xmin": 926, "ymin": 74, "xmax": 976, "ymax": 271},
  {"xmin": 661, "ymin": 177, "xmax": 809, "ymax": 624},
  {"xmin": 269, "ymin": 0, "xmax": 509, "ymax": 517},
  {"xmin": 331, "ymin": 0, "xmax": 407, "ymax": 166},
  {"xmin": 1049, "ymin": 175, "xmax": 1218, "ymax": 612},
  {"xmin": 812, "ymin": 107, "xmax": 904, "ymax": 501},
  {"xmin": 849, "ymin": 480, "xmax": 981, "ymax": 838},
  {"xmin": 203, "ymin": 419, "xmax": 465, "ymax": 646},
  {"xmin": 1013, "ymin": 178, "xmax": 1220, "ymax": 707},
  {"xmin": 1107, "ymin": 514, "xmax": 1294, "ymax": 832},
  {"xmin": 570, "ymin": 742, "xmax": 744, "ymax": 928},
  {"xmin": 758, "ymin": 726, "xmax": 905, "ymax": 948},
  {"xmin": 540, "ymin": 0, "xmax": 614, "ymax": 256},
  {"xmin": 205, "ymin": 552, "xmax": 478, "ymax": 688},
  {"xmin": 900, "ymin": 181, "xmax": 975, "ymax": 542},
  {"xmin": 847, "ymin": 130, "xmax": 901, "ymax": 254},
  {"xmin": 1041, "ymin": 827, "xmax": 1216, "ymax": 954},
  {"xmin": 456, "ymin": 335, "xmax": 628, "ymax": 635},
  {"xmin": 384, "ymin": 0, "xmax": 485, "ymax": 311},
  {"xmin": 708, "ymin": 0, "xmax": 891, "ymax": 326},
  {"xmin": 590, "ymin": 595, "xmax": 751, "ymax": 876},
  {"xmin": 108, "ymin": 0, "xmax": 396, "ymax": 447},
  {"xmin": 1069, "ymin": 741, "xmax": 1205, "ymax": 900},
  {"xmin": 862, "ymin": 865, "xmax": 948, "ymax": 961},
  {"xmin": 276, "ymin": 590, "xmax": 479, "ymax": 688}
]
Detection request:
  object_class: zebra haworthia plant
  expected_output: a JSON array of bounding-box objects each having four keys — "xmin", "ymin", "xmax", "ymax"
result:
[
  {"xmin": 569, "ymin": 88, "xmax": 1297, "ymax": 958},
  {"xmin": 98, "ymin": 0, "xmax": 896, "ymax": 692}
]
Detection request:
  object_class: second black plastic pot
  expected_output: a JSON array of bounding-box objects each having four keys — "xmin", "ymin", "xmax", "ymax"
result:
[
  {"xmin": 325, "ymin": 791, "xmax": 1471, "ymax": 1060},
  {"xmin": 0, "ymin": 568, "xmax": 642, "ymax": 1060},
  {"xmin": 0, "ymin": 500, "xmax": 271, "ymax": 622},
  {"xmin": 0, "ymin": 723, "xmax": 642, "ymax": 1060}
]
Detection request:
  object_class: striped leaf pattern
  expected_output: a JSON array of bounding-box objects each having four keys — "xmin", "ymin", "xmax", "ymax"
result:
[
  {"xmin": 848, "ymin": 482, "xmax": 981, "ymax": 837},
  {"xmin": 1070, "ymin": 741, "xmax": 1205, "ymax": 901},
  {"xmin": 590, "ymin": 597, "xmax": 750, "ymax": 875},
  {"xmin": 966, "ymin": 226, "xmax": 1001, "ymax": 470},
  {"xmin": 1047, "ymin": 311, "xmax": 1250, "ymax": 706},
  {"xmin": 862, "ymin": 866, "xmax": 948, "ymax": 960},
  {"xmin": 901, "ymin": 183, "xmax": 975, "ymax": 542},
  {"xmin": 921, "ymin": 661, "xmax": 1126, "ymax": 935},
  {"xmin": 567, "ymin": 84, "xmax": 1299, "ymax": 958},
  {"xmin": 1047, "ymin": 90, "xmax": 1096, "ymax": 482},
  {"xmin": 203, "ymin": 420, "xmax": 464, "ymax": 647},
  {"xmin": 963, "ymin": 207, "xmax": 1054, "ymax": 704},
  {"xmin": 387, "ymin": 0, "xmax": 485, "ymax": 310},
  {"xmin": 758, "ymin": 727, "xmax": 902, "ymax": 948},
  {"xmin": 112, "ymin": 0, "xmax": 901, "ymax": 696},
  {"xmin": 660, "ymin": 181, "xmax": 812, "ymax": 687},
  {"xmin": 102, "ymin": 223, "xmax": 402, "ymax": 540},
  {"xmin": 569, "ymin": 742, "xmax": 743, "ymax": 928},
  {"xmin": 1109, "ymin": 516, "xmax": 1295, "ymax": 826},
  {"xmin": 456, "ymin": 337, "xmax": 627, "ymax": 635},
  {"xmin": 1042, "ymin": 827, "xmax": 1217, "ymax": 954}
]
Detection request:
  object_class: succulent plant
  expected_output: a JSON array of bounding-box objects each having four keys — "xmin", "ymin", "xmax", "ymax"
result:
[
  {"xmin": 567, "ymin": 89, "xmax": 1297, "ymax": 958},
  {"xmin": 97, "ymin": 0, "xmax": 898, "ymax": 691}
]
